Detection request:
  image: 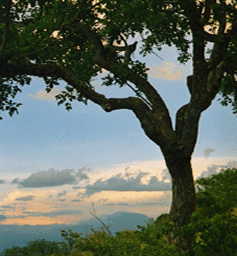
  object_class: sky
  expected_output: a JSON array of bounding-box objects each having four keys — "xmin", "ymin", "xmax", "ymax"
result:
[{"xmin": 0, "ymin": 43, "xmax": 237, "ymax": 228}]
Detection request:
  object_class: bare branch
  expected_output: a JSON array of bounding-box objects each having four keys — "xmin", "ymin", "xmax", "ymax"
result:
[
  {"xmin": 125, "ymin": 82, "xmax": 153, "ymax": 109},
  {"xmin": 90, "ymin": 203, "xmax": 112, "ymax": 237}
]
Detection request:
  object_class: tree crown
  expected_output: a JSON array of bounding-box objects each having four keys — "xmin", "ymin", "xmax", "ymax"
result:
[{"xmin": 1, "ymin": 0, "xmax": 237, "ymax": 119}]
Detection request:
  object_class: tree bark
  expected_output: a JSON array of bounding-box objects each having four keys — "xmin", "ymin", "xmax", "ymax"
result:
[
  {"xmin": 163, "ymin": 151, "xmax": 195, "ymax": 247},
  {"xmin": 167, "ymin": 156, "xmax": 195, "ymax": 227}
]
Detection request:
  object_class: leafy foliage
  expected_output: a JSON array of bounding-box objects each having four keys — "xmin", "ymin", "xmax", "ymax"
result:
[
  {"xmin": 218, "ymin": 73, "xmax": 237, "ymax": 114},
  {"xmin": 0, "ymin": 239, "xmax": 64, "ymax": 256},
  {"xmin": 180, "ymin": 168, "xmax": 237, "ymax": 256},
  {"xmin": 0, "ymin": 76, "xmax": 31, "ymax": 119},
  {"xmin": 195, "ymin": 168, "xmax": 237, "ymax": 217},
  {"xmin": 1, "ymin": 0, "xmax": 237, "ymax": 118}
]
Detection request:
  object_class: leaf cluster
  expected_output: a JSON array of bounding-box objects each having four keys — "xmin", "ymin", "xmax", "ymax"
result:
[{"xmin": 0, "ymin": 75, "xmax": 31, "ymax": 119}]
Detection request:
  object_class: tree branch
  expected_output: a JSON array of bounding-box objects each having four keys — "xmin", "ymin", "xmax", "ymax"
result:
[
  {"xmin": 0, "ymin": 61, "xmax": 151, "ymax": 117},
  {"xmin": 74, "ymin": 22, "xmax": 170, "ymax": 115},
  {"xmin": 200, "ymin": 0, "xmax": 215, "ymax": 25},
  {"xmin": 90, "ymin": 203, "xmax": 112, "ymax": 237},
  {"xmin": 179, "ymin": 1, "xmax": 206, "ymax": 65},
  {"xmin": 105, "ymin": 41, "xmax": 138, "ymax": 65},
  {"xmin": 1, "ymin": 59, "xmax": 178, "ymax": 146},
  {"xmin": 0, "ymin": 0, "xmax": 12, "ymax": 57}
]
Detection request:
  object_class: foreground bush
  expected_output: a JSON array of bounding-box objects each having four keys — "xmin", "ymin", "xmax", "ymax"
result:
[
  {"xmin": 0, "ymin": 239, "xmax": 64, "ymax": 256},
  {"xmin": 63, "ymin": 216, "xmax": 181, "ymax": 256},
  {"xmin": 1, "ymin": 168, "xmax": 237, "ymax": 256},
  {"xmin": 179, "ymin": 167, "xmax": 237, "ymax": 256}
]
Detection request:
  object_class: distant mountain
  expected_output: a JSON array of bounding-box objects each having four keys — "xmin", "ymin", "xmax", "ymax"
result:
[
  {"xmin": 0, "ymin": 211, "xmax": 150, "ymax": 253},
  {"xmin": 78, "ymin": 211, "xmax": 150, "ymax": 233}
]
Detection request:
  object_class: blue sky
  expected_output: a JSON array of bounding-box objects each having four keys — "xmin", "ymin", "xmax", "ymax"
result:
[{"xmin": 0, "ymin": 45, "xmax": 237, "ymax": 226}]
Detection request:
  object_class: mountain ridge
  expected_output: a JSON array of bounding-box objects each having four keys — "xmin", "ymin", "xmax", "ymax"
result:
[{"xmin": 0, "ymin": 211, "xmax": 150, "ymax": 253}]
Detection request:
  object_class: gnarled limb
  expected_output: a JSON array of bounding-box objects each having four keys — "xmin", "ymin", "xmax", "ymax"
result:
[
  {"xmin": 74, "ymin": 22, "xmax": 169, "ymax": 113},
  {"xmin": 0, "ymin": 61, "xmax": 152, "ymax": 119}
]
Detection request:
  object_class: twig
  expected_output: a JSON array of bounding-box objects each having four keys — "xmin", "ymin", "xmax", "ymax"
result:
[
  {"xmin": 125, "ymin": 82, "xmax": 153, "ymax": 109},
  {"xmin": 90, "ymin": 202, "xmax": 113, "ymax": 237}
]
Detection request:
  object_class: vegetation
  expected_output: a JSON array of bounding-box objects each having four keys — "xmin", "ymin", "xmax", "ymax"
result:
[
  {"xmin": 1, "ymin": 168, "xmax": 237, "ymax": 255},
  {"xmin": 1, "ymin": 0, "xmax": 237, "ymax": 235}
]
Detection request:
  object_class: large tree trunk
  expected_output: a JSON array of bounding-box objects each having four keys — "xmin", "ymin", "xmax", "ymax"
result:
[
  {"xmin": 167, "ymin": 157, "xmax": 195, "ymax": 228},
  {"xmin": 163, "ymin": 151, "xmax": 196, "ymax": 245}
]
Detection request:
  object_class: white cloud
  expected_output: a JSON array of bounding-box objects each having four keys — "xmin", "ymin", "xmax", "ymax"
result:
[
  {"xmin": 84, "ymin": 169, "xmax": 171, "ymax": 196},
  {"xmin": 13, "ymin": 167, "xmax": 90, "ymax": 188},
  {"xmin": 148, "ymin": 61, "xmax": 185, "ymax": 81},
  {"xmin": 28, "ymin": 88, "xmax": 62, "ymax": 102},
  {"xmin": 15, "ymin": 168, "xmax": 76, "ymax": 188}
]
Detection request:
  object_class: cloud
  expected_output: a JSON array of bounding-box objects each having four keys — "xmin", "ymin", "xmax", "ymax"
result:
[
  {"xmin": 106, "ymin": 198, "xmax": 171, "ymax": 207},
  {"xmin": 0, "ymin": 214, "xmax": 7, "ymax": 221},
  {"xmin": 198, "ymin": 164, "xmax": 226, "ymax": 178},
  {"xmin": 28, "ymin": 88, "xmax": 62, "ymax": 102},
  {"xmin": 75, "ymin": 167, "xmax": 90, "ymax": 180},
  {"xmin": 15, "ymin": 195, "xmax": 35, "ymax": 201},
  {"xmin": 204, "ymin": 148, "xmax": 214, "ymax": 157},
  {"xmin": 43, "ymin": 209, "xmax": 83, "ymax": 217},
  {"xmin": 227, "ymin": 161, "xmax": 237, "ymax": 168},
  {"xmin": 23, "ymin": 209, "xmax": 83, "ymax": 218},
  {"xmin": 0, "ymin": 179, "xmax": 5, "ymax": 184},
  {"xmin": 198, "ymin": 160, "xmax": 237, "ymax": 179},
  {"xmin": 13, "ymin": 167, "xmax": 90, "ymax": 188},
  {"xmin": 11, "ymin": 178, "xmax": 20, "ymax": 184},
  {"xmin": 85, "ymin": 170, "xmax": 171, "ymax": 196},
  {"xmin": 57, "ymin": 199, "xmax": 66, "ymax": 202},
  {"xmin": 17, "ymin": 169, "xmax": 76, "ymax": 188},
  {"xmin": 107, "ymin": 202, "xmax": 130, "ymax": 206},
  {"xmin": 1, "ymin": 205, "xmax": 16, "ymax": 209},
  {"xmin": 105, "ymin": 191, "xmax": 171, "ymax": 207},
  {"xmin": 57, "ymin": 190, "xmax": 67, "ymax": 197},
  {"xmin": 148, "ymin": 62, "xmax": 185, "ymax": 81}
]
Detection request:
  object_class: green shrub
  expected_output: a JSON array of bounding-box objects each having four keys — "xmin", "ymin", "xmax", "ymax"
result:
[
  {"xmin": 59, "ymin": 220, "xmax": 181, "ymax": 256},
  {"xmin": 0, "ymin": 239, "xmax": 63, "ymax": 256},
  {"xmin": 180, "ymin": 168, "xmax": 237, "ymax": 256}
]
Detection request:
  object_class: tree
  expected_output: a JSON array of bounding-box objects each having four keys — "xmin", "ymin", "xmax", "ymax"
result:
[{"xmin": 1, "ymin": 0, "xmax": 237, "ymax": 234}]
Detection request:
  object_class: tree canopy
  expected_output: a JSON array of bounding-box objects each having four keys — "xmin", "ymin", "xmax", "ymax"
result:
[{"xmin": 1, "ymin": 0, "xmax": 237, "ymax": 119}]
